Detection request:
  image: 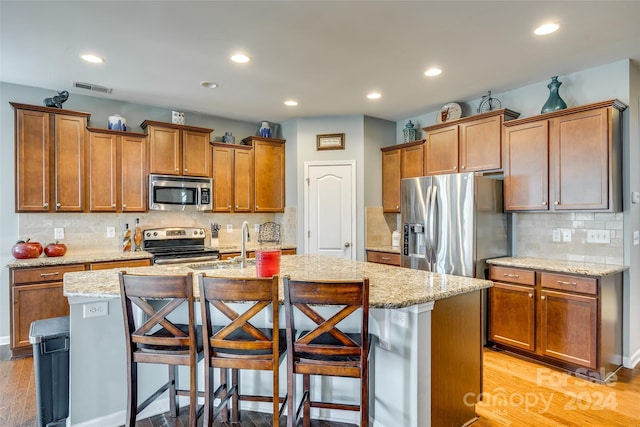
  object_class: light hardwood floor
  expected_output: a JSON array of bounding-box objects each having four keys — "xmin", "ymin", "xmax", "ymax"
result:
[{"xmin": 2, "ymin": 345, "xmax": 639, "ymax": 426}]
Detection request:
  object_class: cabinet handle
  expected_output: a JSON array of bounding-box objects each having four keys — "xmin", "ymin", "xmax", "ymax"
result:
[
  {"xmin": 541, "ymin": 295, "xmax": 546, "ymax": 300},
  {"xmin": 396, "ymin": 205, "xmax": 400, "ymax": 210},
  {"xmin": 184, "ymin": 168, "xmax": 188, "ymax": 172},
  {"xmin": 554, "ymin": 201, "xmax": 559, "ymax": 205},
  {"xmin": 381, "ymin": 257, "xmax": 391, "ymax": 261},
  {"xmin": 528, "ymin": 293, "xmax": 533, "ymax": 298},
  {"xmin": 123, "ymin": 204, "xmax": 127, "ymax": 209},
  {"xmin": 461, "ymin": 165, "xmax": 465, "ymax": 169},
  {"xmin": 56, "ymin": 202, "xmax": 61, "ymax": 208},
  {"xmin": 503, "ymin": 273, "xmax": 520, "ymax": 278},
  {"xmin": 228, "ymin": 205, "xmax": 231, "ymax": 209},
  {"xmin": 256, "ymin": 205, "xmax": 260, "ymax": 210},
  {"xmin": 43, "ymin": 202, "xmax": 49, "ymax": 208},
  {"xmin": 235, "ymin": 205, "xmax": 239, "ymax": 209},
  {"xmin": 542, "ymin": 201, "xmax": 548, "ymax": 205},
  {"xmin": 175, "ymin": 168, "xmax": 179, "ymax": 172},
  {"xmin": 112, "ymin": 203, "xmax": 116, "ymax": 208},
  {"xmin": 557, "ymin": 280, "xmax": 577, "ymax": 286},
  {"xmin": 40, "ymin": 272, "xmax": 60, "ymax": 278},
  {"xmin": 453, "ymin": 166, "xmax": 457, "ymax": 170}
]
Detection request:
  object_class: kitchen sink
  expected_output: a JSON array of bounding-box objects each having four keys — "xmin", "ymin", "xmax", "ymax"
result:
[{"xmin": 188, "ymin": 258, "xmax": 255, "ymax": 270}]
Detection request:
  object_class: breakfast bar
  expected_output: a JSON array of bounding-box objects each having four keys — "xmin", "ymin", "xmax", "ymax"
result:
[{"xmin": 63, "ymin": 254, "xmax": 493, "ymax": 426}]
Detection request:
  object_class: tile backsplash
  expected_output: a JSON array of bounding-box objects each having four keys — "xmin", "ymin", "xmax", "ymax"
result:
[
  {"xmin": 17, "ymin": 208, "xmax": 297, "ymax": 253},
  {"xmin": 365, "ymin": 207, "xmax": 398, "ymax": 247},
  {"xmin": 516, "ymin": 212, "xmax": 623, "ymax": 265}
]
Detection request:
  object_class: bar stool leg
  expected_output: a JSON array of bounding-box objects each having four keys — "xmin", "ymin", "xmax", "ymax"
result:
[
  {"xmin": 231, "ymin": 368, "xmax": 240, "ymax": 421},
  {"xmin": 272, "ymin": 364, "xmax": 280, "ymax": 427},
  {"xmin": 169, "ymin": 365, "xmax": 178, "ymax": 417},
  {"xmin": 303, "ymin": 374, "xmax": 311, "ymax": 427},
  {"xmin": 125, "ymin": 362, "xmax": 137, "ymax": 427},
  {"xmin": 287, "ymin": 367, "xmax": 296, "ymax": 427}
]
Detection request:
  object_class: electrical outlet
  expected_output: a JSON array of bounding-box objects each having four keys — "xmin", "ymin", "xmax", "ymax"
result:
[
  {"xmin": 634, "ymin": 231, "xmax": 639, "ymax": 246},
  {"xmin": 255, "ymin": 224, "xmax": 260, "ymax": 233},
  {"xmin": 83, "ymin": 301, "xmax": 109, "ymax": 318},
  {"xmin": 552, "ymin": 229, "xmax": 561, "ymax": 242},
  {"xmin": 562, "ymin": 229, "xmax": 571, "ymax": 242},
  {"xmin": 587, "ymin": 229, "xmax": 611, "ymax": 244},
  {"xmin": 54, "ymin": 227, "xmax": 64, "ymax": 239},
  {"xmin": 391, "ymin": 310, "xmax": 408, "ymax": 328},
  {"xmin": 106, "ymin": 227, "xmax": 115, "ymax": 238},
  {"xmin": 226, "ymin": 224, "xmax": 233, "ymax": 233}
]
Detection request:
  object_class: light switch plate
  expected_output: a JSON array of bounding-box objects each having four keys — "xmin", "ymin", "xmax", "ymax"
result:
[
  {"xmin": 106, "ymin": 227, "xmax": 115, "ymax": 238},
  {"xmin": 633, "ymin": 192, "xmax": 640, "ymax": 204},
  {"xmin": 226, "ymin": 224, "xmax": 233, "ymax": 233},
  {"xmin": 54, "ymin": 227, "xmax": 64, "ymax": 239},
  {"xmin": 552, "ymin": 229, "xmax": 561, "ymax": 242},
  {"xmin": 562, "ymin": 229, "xmax": 571, "ymax": 242}
]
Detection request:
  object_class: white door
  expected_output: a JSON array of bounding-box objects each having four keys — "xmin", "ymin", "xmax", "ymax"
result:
[{"xmin": 305, "ymin": 161, "xmax": 356, "ymax": 259}]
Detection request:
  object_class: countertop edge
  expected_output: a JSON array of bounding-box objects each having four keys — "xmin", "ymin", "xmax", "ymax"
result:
[
  {"xmin": 487, "ymin": 257, "xmax": 628, "ymax": 276},
  {"xmin": 6, "ymin": 251, "xmax": 154, "ymax": 268}
]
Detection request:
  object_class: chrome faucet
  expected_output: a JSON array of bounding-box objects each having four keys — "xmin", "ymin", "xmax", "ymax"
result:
[{"xmin": 240, "ymin": 221, "xmax": 250, "ymax": 267}]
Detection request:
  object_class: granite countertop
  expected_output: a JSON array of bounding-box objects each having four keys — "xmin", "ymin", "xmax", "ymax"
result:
[
  {"xmin": 216, "ymin": 243, "xmax": 297, "ymax": 253},
  {"xmin": 6, "ymin": 250, "xmax": 154, "ymax": 268},
  {"xmin": 64, "ymin": 254, "xmax": 493, "ymax": 309},
  {"xmin": 366, "ymin": 246, "xmax": 401, "ymax": 254},
  {"xmin": 487, "ymin": 257, "xmax": 628, "ymax": 276}
]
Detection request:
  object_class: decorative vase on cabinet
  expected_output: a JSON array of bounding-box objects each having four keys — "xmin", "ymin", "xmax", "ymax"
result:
[
  {"xmin": 403, "ymin": 120, "xmax": 417, "ymax": 142},
  {"xmin": 541, "ymin": 76, "xmax": 568, "ymax": 113},
  {"xmin": 259, "ymin": 121, "xmax": 272, "ymax": 138}
]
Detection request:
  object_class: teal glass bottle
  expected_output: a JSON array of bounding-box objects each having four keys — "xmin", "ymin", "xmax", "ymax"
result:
[{"xmin": 541, "ymin": 76, "xmax": 567, "ymax": 113}]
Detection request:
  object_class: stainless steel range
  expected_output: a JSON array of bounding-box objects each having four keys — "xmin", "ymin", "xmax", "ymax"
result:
[{"xmin": 143, "ymin": 227, "xmax": 220, "ymax": 265}]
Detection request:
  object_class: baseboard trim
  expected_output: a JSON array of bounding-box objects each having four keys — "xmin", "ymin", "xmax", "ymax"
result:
[
  {"xmin": 0, "ymin": 335, "xmax": 10, "ymax": 346},
  {"xmin": 623, "ymin": 347, "xmax": 640, "ymax": 369}
]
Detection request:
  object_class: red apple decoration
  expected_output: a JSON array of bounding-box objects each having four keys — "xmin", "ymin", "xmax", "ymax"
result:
[
  {"xmin": 11, "ymin": 239, "xmax": 42, "ymax": 259},
  {"xmin": 44, "ymin": 241, "xmax": 67, "ymax": 257}
]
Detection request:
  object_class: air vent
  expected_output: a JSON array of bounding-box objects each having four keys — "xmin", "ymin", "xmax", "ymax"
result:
[{"xmin": 72, "ymin": 81, "xmax": 112, "ymax": 94}]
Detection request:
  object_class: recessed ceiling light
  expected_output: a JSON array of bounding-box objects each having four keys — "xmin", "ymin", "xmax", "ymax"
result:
[
  {"xmin": 534, "ymin": 23, "xmax": 560, "ymax": 35},
  {"xmin": 200, "ymin": 81, "xmax": 219, "ymax": 89},
  {"xmin": 231, "ymin": 54, "xmax": 250, "ymax": 63},
  {"xmin": 284, "ymin": 100, "xmax": 298, "ymax": 106},
  {"xmin": 424, "ymin": 68, "xmax": 442, "ymax": 77},
  {"xmin": 81, "ymin": 54, "xmax": 104, "ymax": 64},
  {"xmin": 367, "ymin": 92, "xmax": 382, "ymax": 100}
]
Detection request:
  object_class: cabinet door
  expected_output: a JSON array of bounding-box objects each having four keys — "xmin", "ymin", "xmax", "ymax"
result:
[
  {"xmin": 504, "ymin": 121, "xmax": 549, "ymax": 211},
  {"xmin": 551, "ymin": 107, "xmax": 609, "ymax": 210},
  {"xmin": 121, "ymin": 135, "xmax": 147, "ymax": 212},
  {"xmin": 212, "ymin": 146, "xmax": 234, "ymax": 212},
  {"xmin": 15, "ymin": 109, "xmax": 50, "ymax": 212},
  {"xmin": 401, "ymin": 144, "xmax": 424, "ymax": 178},
  {"xmin": 55, "ymin": 114, "xmax": 86, "ymax": 211},
  {"xmin": 425, "ymin": 125, "xmax": 458, "ymax": 175},
  {"xmin": 182, "ymin": 130, "xmax": 211, "ymax": 177},
  {"xmin": 254, "ymin": 139, "xmax": 285, "ymax": 212},
  {"xmin": 88, "ymin": 132, "xmax": 117, "ymax": 212},
  {"xmin": 460, "ymin": 114, "xmax": 502, "ymax": 172},
  {"xmin": 89, "ymin": 259, "xmax": 152, "ymax": 270},
  {"xmin": 382, "ymin": 148, "xmax": 401, "ymax": 212},
  {"xmin": 488, "ymin": 282, "xmax": 536, "ymax": 351},
  {"xmin": 540, "ymin": 289, "xmax": 597, "ymax": 369},
  {"xmin": 234, "ymin": 148, "xmax": 254, "ymax": 212},
  {"xmin": 12, "ymin": 282, "xmax": 70, "ymax": 351},
  {"xmin": 149, "ymin": 126, "xmax": 180, "ymax": 175}
]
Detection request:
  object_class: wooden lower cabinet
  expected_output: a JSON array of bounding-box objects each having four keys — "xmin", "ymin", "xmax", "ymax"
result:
[
  {"xmin": 366, "ymin": 250, "xmax": 401, "ymax": 266},
  {"xmin": 488, "ymin": 265, "xmax": 622, "ymax": 380},
  {"xmin": 89, "ymin": 258, "xmax": 152, "ymax": 270},
  {"xmin": 9, "ymin": 264, "xmax": 85, "ymax": 358}
]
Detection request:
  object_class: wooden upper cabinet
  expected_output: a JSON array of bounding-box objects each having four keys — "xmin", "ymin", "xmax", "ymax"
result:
[
  {"xmin": 12, "ymin": 103, "xmax": 90, "ymax": 213},
  {"xmin": 141, "ymin": 121, "xmax": 213, "ymax": 177},
  {"xmin": 425, "ymin": 125, "xmax": 458, "ymax": 175},
  {"xmin": 87, "ymin": 129, "xmax": 147, "ymax": 212},
  {"xmin": 381, "ymin": 140, "xmax": 425, "ymax": 213},
  {"xmin": 503, "ymin": 100, "xmax": 625, "ymax": 212},
  {"xmin": 423, "ymin": 109, "xmax": 520, "ymax": 176},
  {"xmin": 14, "ymin": 108, "xmax": 50, "ymax": 212},
  {"xmin": 503, "ymin": 120, "xmax": 550, "ymax": 211},
  {"xmin": 253, "ymin": 137, "xmax": 285, "ymax": 212},
  {"xmin": 182, "ymin": 130, "xmax": 211, "ymax": 177},
  {"xmin": 212, "ymin": 143, "xmax": 254, "ymax": 213}
]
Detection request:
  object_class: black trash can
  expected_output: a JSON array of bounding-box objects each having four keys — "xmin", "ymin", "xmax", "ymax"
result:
[{"xmin": 29, "ymin": 316, "xmax": 70, "ymax": 427}]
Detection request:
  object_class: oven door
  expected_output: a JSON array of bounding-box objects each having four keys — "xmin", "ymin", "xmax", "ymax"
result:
[{"xmin": 153, "ymin": 254, "xmax": 220, "ymax": 265}]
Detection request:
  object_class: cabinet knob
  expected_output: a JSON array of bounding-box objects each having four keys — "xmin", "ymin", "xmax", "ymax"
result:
[
  {"xmin": 542, "ymin": 201, "xmax": 548, "ymax": 205},
  {"xmin": 184, "ymin": 168, "xmax": 188, "ymax": 172},
  {"xmin": 235, "ymin": 205, "xmax": 239, "ymax": 209},
  {"xmin": 541, "ymin": 295, "xmax": 546, "ymax": 300},
  {"xmin": 43, "ymin": 202, "xmax": 48, "ymax": 208},
  {"xmin": 256, "ymin": 205, "xmax": 259, "ymax": 210},
  {"xmin": 123, "ymin": 204, "xmax": 127, "ymax": 209},
  {"xmin": 228, "ymin": 205, "xmax": 231, "ymax": 209},
  {"xmin": 175, "ymin": 168, "xmax": 179, "ymax": 172},
  {"xmin": 453, "ymin": 166, "xmax": 457, "ymax": 170},
  {"xmin": 528, "ymin": 293, "xmax": 533, "ymax": 298},
  {"xmin": 554, "ymin": 201, "xmax": 559, "ymax": 205},
  {"xmin": 461, "ymin": 165, "xmax": 465, "ymax": 169},
  {"xmin": 396, "ymin": 205, "xmax": 400, "ymax": 210},
  {"xmin": 112, "ymin": 204, "xmax": 116, "ymax": 208},
  {"xmin": 56, "ymin": 202, "xmax": 61, "ymax": 208}
]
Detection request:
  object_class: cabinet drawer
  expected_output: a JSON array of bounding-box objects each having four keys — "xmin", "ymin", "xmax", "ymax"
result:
[
  {"xmin": 367, "ymin": 251, "xmax": 401, "ymax": 266},
  {"xmin": 541, "ymin": 273, "xmax": 597, "ymax": 295},
  {"xmin": 90, "ymin": 259, "xmax": 152, "ymax": 270},
  {"xmin": 12, "ymin": 264, "xmax": 85, "ymax": 284},
  {"xmin": 490, "ymin": 266, "xmax": 535, "ymax": 286}
]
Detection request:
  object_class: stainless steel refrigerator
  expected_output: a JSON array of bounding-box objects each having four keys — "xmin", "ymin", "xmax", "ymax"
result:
[{"xmin": 400, "ymin": 172, "xmax": 510, "ymax": 279}]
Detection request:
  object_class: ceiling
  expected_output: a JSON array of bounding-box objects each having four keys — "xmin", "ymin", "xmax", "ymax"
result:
[{"xmin": 2, "ymin": 1, "xmax": 640, "ymax": 124}]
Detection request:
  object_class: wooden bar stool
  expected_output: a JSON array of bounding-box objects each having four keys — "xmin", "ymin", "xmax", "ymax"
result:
[
  {"xmin": 283, "ymin": 276, "xmax": 370, "ymax": 427},
  {"xmin": 119, "ymin": 272, "xmax": 203, "ymax": 427},
  {"xmin": 198, "ymin": 274, "xmax": 287, "ymax": 427}
]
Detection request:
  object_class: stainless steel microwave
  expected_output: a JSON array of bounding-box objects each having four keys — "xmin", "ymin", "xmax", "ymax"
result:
[{"xmin": 148, "ymin": 174, "xmax": 212, "ymax": 211}]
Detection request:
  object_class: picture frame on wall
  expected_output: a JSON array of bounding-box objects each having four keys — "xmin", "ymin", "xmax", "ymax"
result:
[{"xmin": 316, "ymin": 133, "xmax": 345, "ymax": 151}]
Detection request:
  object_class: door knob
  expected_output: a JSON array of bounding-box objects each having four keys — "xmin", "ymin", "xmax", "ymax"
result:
[{"xmin": 344, "ymin": 242, "xmax": 350, "ymax": 247}]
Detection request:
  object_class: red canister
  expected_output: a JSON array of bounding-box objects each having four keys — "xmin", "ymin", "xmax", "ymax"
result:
[{"xmin": 255, "ymin": 249, "xmax": 281, "ymax": 278}]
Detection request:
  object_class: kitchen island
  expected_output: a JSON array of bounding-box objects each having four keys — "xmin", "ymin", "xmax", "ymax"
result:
[{"xmin": 64, "ymin": 254, "xmax": 492, "ymax": 427}]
